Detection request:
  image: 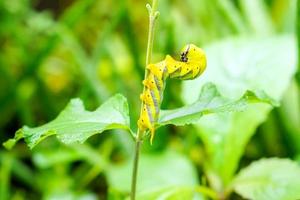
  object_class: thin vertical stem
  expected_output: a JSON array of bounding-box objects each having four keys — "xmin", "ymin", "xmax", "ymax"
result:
[
  {"xmin": 137, "ymin": 0, "xmax": 159, "ymax": 141},
  {"xmin": 297, "ymin": 0, "xmax": 300, "ymax": 79},
  {"xmin": 145, "ymin": 1, "xmax": 159, "ymax": 69},
  {"xmin": 131, "ymin": 0, "xmax": 159, "ymax": 200},
  {"xmin": 296, "ymin": 0, "xmax": 300, "ymax": 121},
  {"xmin": 130, "ymin": 140, "xmax": 142, "ymax": 200}
]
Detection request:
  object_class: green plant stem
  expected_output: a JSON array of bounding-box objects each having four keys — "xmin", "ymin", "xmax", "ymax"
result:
[
  {"xmin": 297, "ymin": 0, "xmax": 300, "ymax": 119},
  {"xmin": 145, "ymin": 1, "xmax": 159, "ymax": 70},
  {"xmin": 195, "ymin": 185, "xmax": 218, "ymax": 200},
  {"xmin": 297, "ymin": 0, "xmax": 300, "ymax": 79},
  {"xmin": 131, "ymin": 1, "xmax": 159, "ymax": 200},
  {"xmin": 131, "ymin": 140, "xmax": 142, "ymax": 200}
]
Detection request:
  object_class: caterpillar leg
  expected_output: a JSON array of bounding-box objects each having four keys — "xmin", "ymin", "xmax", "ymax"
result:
[
  {"xmin": 140, "ymin": 90, "xmax": 153, "ymax": 105},
  {"xmin": 142, "ymin": 76, "xmax": 156, "ymax": 89},
  {"xmin": 138, "ymin": 104, "xmax": 155, "ymax": 141}
]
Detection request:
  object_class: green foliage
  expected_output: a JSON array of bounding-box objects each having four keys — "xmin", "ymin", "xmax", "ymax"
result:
[
  {"xmin": 135, "ymin": 186, "xmax": 198, "ymax": 200},
  {"xmin": 183, "ymin": 35, "xmax": 297, "ymax": 187},
  {"xmin": 159, "ymin": 82, "xmax": 276, "ymax": 126},
  {"xmin": 4, "ymin": 82, "xmax": 275, "ymax": 151},
  {"xmin": 232, "ymin": 158, "xmax": 300, "ymax": 200},
  {"xmin": 107, "ymin": 150, "xmax": 199, "ymax": 198},
  {"xmin": 0, "ymin": 0, "xmax": 299, "ymax": 199},
  {"xmin": 3, "ymin": 94, "xmax": 130, "ymax": 149}
]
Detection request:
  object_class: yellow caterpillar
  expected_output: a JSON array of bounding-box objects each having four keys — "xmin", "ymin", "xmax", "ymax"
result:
[{"xmin": 138, "ymin": 44, "xmax": 207, "ymax": 143}]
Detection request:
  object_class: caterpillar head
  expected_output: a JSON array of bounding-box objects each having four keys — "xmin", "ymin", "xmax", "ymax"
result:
[{"xmin": 180, "ymin": 44, "xmax": 207, "ymax": 78}]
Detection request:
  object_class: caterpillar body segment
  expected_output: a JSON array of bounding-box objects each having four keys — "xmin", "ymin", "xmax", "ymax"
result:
[
  {"xmin": 140, "ymin": 90, "xmax": 153, "ymax": 105},
  {"xmin": 164, "ymin": 55, "xmax": 179, "ymax": 74},
  {"xmin": 138, "ymin": 44, "xmax": 207, "ymax": 144},
  {"xmin": 146, "ymin": 62, "xmax": 168, "ymax": 80},
  {"xmin": 138, "ymin": 104, "xmax": 154, "ymax": 137}
]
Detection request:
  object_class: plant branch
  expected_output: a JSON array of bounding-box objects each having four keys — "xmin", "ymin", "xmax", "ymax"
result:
[
  {"xmin": 137, "ymin": 1, "xmax": 159, "ymax": 141},
  {"xmin": 296, "ymin": 0, "xmax": 300, "ymax": 118},
  {"xmin": 145, "ymin": 2, "xmax": 159, "ymax": 69},
  {"xmin": 130, "ymin": 140, "xmax": 142, "ymax": 200},
  {"xmin": 131, "ymin": 1, "xmax": 159, "ymax": 199}
]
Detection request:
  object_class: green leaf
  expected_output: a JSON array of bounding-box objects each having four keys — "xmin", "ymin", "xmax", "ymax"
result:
[
  {"xmin": 134, "ymin": 185, "xmax": 218, "ymax": 200},
  {"xmin": 182, "ymin": 35, "xmax": 297, "ymax": 187},
  {"xmin": 45, "ymin": 191, "xmax": 97, "ymax": 200},
  {"xmin": 106, "ymin": 150, "xmax": 199, "ymax": 195},
  {"xmin": 239, "ymin": 0, "xmax": 274, "ymax": 35},
  {"xmin": 232, "ymin": 158, "xmax": 300, "ymax": 200},
  {"xmin": 135, "ymin": 186, "xmax": 202, "ymax": 200},
  {"xmin": 3, "ymin": 94, "xmax": 131, "ymax": 149},
  {"xmin": 33, "ymin": 143, "xmax": 108, "ymax": 169},
  {"xmin": 158, "ymin": 82, "xmax": 276, "ymax": 126}
]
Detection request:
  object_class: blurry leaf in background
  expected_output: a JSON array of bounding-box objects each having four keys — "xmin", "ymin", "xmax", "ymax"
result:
[
  {"xmin": 278, "ymin": 81, "xmax": 300, "ymax": 154},
  {"xmin": 232, "ymin": 158, "xmax": 300, "ymax": 200},
  {"xmin": 135, "ymin": 186, "xmax": 201, "ymax": 200},
  {"xmin": 45, "ymin": 192, "xmax": 97, "ymax": 200},
  {"xmin": 0, "ymin": 153, "xmax": 12, "ymax": 200},
  {"xmin": 184, "ymin": 35, "xmax": 296, "ymax": 101},
  {"xmin": 37, "ymin": 45, "xmax": 78, "ymax": 94},
  {"xmin": 28, "ymin": 143, "xmax": 111, "ymax": 199},
  {"xmin": 159, "ymin": 82, "xmax": 277, "ymax": 127},
  {"xmin": 32, "ymin": 146, "xmax": 82, "ymax": 169},
  {"xmin": 239, "ymin": 0, "xmax": 274, "ymax": 35},
  {"xmin": 107, "ymin": 150, "xmax": 200, "ymax": 199},
  {"xmin": 271, "ymin": 0, "xmax": 296, "ymax": 32},
  {"xmin": 3, "ymin": 94, "xmax": 131, "ymax": 149},
  {"xmin": 182, "ymin": 35, "xmax": 297, "ymax": 188}
]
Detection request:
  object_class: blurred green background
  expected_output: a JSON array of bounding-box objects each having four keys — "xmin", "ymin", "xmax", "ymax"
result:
[{"xmin": 0, "ymin": 0, "xmax": 299, "ymax": 199}]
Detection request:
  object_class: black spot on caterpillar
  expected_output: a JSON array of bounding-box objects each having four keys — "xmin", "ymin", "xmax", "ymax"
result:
[{"xmin": 138, "ymin": 44, "xmax": 207, "ymax": 143}]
